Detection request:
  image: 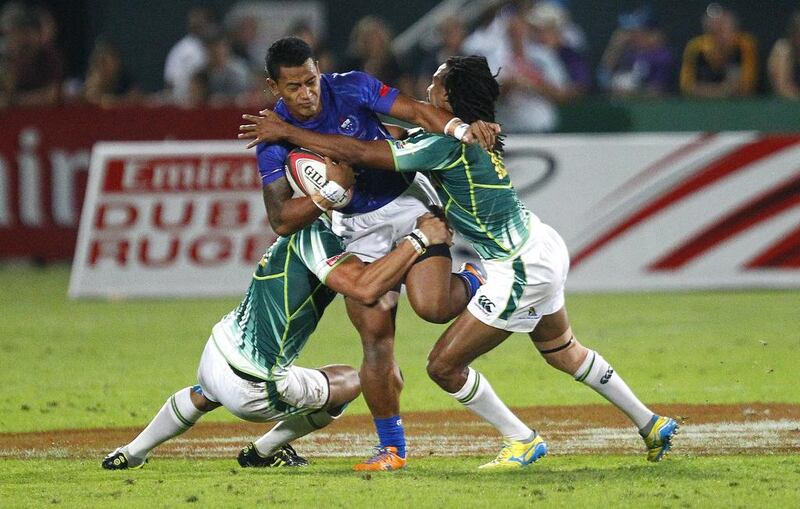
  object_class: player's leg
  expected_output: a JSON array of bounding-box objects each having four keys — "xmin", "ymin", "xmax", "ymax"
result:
[
  {"xmin": 530, "ymin": 307, "xmax": 678, "ymax": 461},
  {"xmin": 240, "ymin": 364, "xmax": 361, "ymax": 467},
  {"xmin": 101, "ymin": 383, "xmax": 220, "ymax": 470},
  {"xmin": 346, "ymin": 297, "xmax": 409, "ymax": 471},
  {"xmin": 405, "ymin": 247, "xmax": 482, "ymax": 324},
  {"xmin": 426, "ymin": 312, "xmax": 547, "ymax": 469},
  {"xmin": 102, "ymin": 338, "xmax": 224, "ymax": 470}
]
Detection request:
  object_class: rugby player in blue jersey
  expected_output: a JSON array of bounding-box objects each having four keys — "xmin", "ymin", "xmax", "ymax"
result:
[
  {"xmin": 240, "ymin": 37, "xmax": 497, "ymax": 471},
  {"xmin": 242, "ymin": 55, "xmax": 679, "ymax": 468}
]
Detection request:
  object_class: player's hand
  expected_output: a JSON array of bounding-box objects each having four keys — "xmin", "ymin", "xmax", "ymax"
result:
[
  {"xmin": 324, "ymin": 156, "xmax": 355, "ymax": 189},
  {"xmin": 462, "ymin": 120, "xmax": 501, "ymax": 150},
  {"xmin": 238, "ymin": 109, "xmax": 287, "ymax": 149},
  {"xmin": 416, "ymin": 212, "xmax": 453, "ymax": 246},
  {"xmin": 311, "ymin": 192, "xmax": 335, "ymax": 211}
]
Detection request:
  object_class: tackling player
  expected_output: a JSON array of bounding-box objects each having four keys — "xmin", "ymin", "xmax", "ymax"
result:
[
  {"xmin": 239, "ymin": 37, "xmax": 496, "ymax": 471},
  {"xmin": 240, "ymin": 56, "xmax": 680, "ymax": 469},
  {"xmin": 101, "ymin": 201, "xmax": 453, "ymax": 470}
]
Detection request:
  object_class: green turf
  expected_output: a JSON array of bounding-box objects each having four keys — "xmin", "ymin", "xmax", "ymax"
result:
[
  {"xmin": 1, "ymin": 265, "xmax": 799, "ymax": 432},
  {"xmin": 1, "ymin": 456, "xmax": 799, "ymax": 508}
]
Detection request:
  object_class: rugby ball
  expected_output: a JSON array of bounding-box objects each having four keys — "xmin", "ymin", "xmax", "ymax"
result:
[{"xmin": 285, "ymin": 148, "xmax": 353, "ymax": 209}]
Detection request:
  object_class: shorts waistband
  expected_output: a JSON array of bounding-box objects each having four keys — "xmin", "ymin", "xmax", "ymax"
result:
[{"xmin": 228, "ymin": 363, "xmax": 266, "ymax": 383}]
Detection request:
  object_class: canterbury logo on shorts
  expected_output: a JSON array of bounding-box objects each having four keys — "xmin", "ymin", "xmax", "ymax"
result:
[{"xmin": 477, "ymin": 295, "xmax": 495, "ymax": 313}]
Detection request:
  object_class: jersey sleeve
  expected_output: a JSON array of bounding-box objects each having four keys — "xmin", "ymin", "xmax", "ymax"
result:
[
  {"xmin": 388, "ymin": 131, "xmax": 464, "ymax": 173},
  {"xmin": 256, "ymin": 142, "xmax": 291, "ymax": 186},
  {"xmin": 336, "ymin": 71, "xmax": 400, "ymax": 115},
  {"xmin": 293, "ymin": 220, "xmax": 352, "ymax": 283}
]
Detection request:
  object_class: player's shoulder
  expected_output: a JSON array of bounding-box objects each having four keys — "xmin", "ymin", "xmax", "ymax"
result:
[
  {"xmin": 326, "ymin": 70, "xmax": 372, "ymax": 86},
  {"xmin": 401, "ymin": 128, "xmax": 457, "ymax": 146}
]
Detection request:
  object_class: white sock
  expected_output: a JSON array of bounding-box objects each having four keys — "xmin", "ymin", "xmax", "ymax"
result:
[
  {"xmin": 449, "ymin": 368, "xmax": 532, "ymax": 441},
  {"xmin": 574, "ymin": 351, "xmax": 654, "ymax": 429},
  {"xmin": 126, "ymin": 387, "xmax": 205, "ymax": 459},
  {"xmin": 254, "ymin": 410, "xmax": 335, "ymax": 456}
]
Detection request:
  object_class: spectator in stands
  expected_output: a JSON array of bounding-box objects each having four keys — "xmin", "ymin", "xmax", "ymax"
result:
[
  {"xmin": 528, "ymin": 1, "xmax": 589, "ymax": 99},
  {"xmin": 0, "ymin": 5, "xmax": 63, "ymax": 109},
  {"xmin": 286, "ymin": 20, "xmax": 336, "ymax": 74},
  {"xmin": 345, "ymin": 15, "xmax": 413, "ymax": 96},
  {"xmin": 163, "ymin": 6, "xmax": 216, "ymax": 106},
  {"xmin": 203, "ymin": 32, "xmax": 252, "ymax": 106},
  {"xmin": 186, "ymin": 69, "xmax": 210, "ymax": 108},
  {"xmin": 83, "ymin": 39, "xmax": 141, "ymax": 107},
  {"xmin": 680, "ymin": 3, "xmax": 757, "ymax": 98},
  {"xmin": 495, "ymin": 10, "xmax": 572, "ymax": 132},
  {"xmin": 413, "ymin": 16, "xmax": 466, "ymax": 100},
  {"xmin": 597, "ymin": 6, "xmax": 674, "ymax": 97},
  {"xmin": 768, "ymin": 11, "xmax": 800, "ymax": 100},
  {"xmin": 227, "ymin": 14, "xmax": 262, "ymax": 72}
]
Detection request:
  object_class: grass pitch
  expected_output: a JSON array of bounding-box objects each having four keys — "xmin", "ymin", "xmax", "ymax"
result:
[
  {"xmin": 2, "ymin": 456, "xmax": 799, "ymax": 508},
  {"xmin": 1, "ymin": 266, "xmax": 797, "ymax": 432},
  {"xmin": 1, "ymin": 265, "xmax": 799, "ymax": 507}
]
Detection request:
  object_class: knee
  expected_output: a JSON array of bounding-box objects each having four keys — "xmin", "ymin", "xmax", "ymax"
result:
[
  {"xmin": 413, "ymin": 304, "xmax": 453, "ymax": 325},
  {"xmin": 426, "ymin": 355, "xmax": 460, "ymax": 390}
]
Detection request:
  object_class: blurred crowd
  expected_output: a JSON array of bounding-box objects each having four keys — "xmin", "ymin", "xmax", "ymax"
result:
[{"xmin": 2, "ymin": 1, "xmax": 800, "ymax": 131}]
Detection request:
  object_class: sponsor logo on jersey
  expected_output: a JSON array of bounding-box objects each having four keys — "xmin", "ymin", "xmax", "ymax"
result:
[
  {"xmin": 338, "ymin": 115, "xmax": 360, "ymax": 135},
  {"xmin": 325, "ymin": 253, "xmax": 346, "ymax": 267},
  {"xmin": 477, "ymin": 295, "xmax": 495, "ymax": 314},
  {"xmin": 600, "ymin": 367, "xmax": 614, "ymax": 384}
]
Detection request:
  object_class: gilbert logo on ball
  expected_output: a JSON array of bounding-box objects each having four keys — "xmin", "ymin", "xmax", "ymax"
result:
[{"xmin": 285, "ymin": 148, "xmax": 353, "ymax": 209}]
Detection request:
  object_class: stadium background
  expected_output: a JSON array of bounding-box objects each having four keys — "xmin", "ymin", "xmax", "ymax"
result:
[{"xmin": 1, "ymin": 1, "xmax": 799, "ymax": 507}]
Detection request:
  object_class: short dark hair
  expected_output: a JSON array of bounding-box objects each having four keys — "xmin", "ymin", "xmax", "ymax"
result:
[
  {"xmin": 443, "ymin": 55, "xmax": 503, "ymax": 150},
  {"xmin": 265, "ymin": 37, "xmax": 313, "ymax": 80}
]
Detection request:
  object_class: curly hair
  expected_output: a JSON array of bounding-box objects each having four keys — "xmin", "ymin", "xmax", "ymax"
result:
[{"xmin": 442, "ymin": 55, "xmax": 503, "ymax": 151}]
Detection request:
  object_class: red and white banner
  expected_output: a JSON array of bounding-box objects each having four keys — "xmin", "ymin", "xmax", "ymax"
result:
[
  {"xmin": 0, "ymin": 105, "xmax": 245, "ymax": 260},
  {"xmin": 70, "ymin": 133, "xmax": 800, "ymax": 298},
  {"xmin": 69, "ymin": 142, "xmax": 274, "ymax": 298},
  {"xmin": 500, "ymin": 132, "xmax": 800, "ymax": 291}
]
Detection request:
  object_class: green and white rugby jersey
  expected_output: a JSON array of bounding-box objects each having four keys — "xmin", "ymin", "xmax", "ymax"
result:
[
  {"xmin": 213, "ymin": 217, "xmax": 351, "ymax": 380},
  {"xmin": 388, "ymin": 129, "xmax": 531, "ymax": 260}
]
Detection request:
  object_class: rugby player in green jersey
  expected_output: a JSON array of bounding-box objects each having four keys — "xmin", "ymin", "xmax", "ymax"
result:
[
  {"xmin": 101, "ymin": 194, "xmax": 453, "ymax": 470},
  {"xmin": 240, "ymin": 55, "xmax": 679, "ymax": 468}
]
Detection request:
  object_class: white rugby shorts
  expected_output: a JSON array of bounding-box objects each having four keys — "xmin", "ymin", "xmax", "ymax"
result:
[
  {"xmin": 196, "ymin": 337, "xmax": 329, "ymax": 423},
  {"xmin": 467, "ymin": 220, "xmax": 570, "ymax": 333},
  {"xmin": 331, "ymin": 172, "xmax": 440, "ymax": 262}
]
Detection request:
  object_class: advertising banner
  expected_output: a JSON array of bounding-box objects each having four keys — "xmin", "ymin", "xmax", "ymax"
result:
[
  {"xmin": 69, "ymin": 133, "xmax": 800, "ymax": 297},
  {"xmin": 69, "ymin": 142, "xmax": 274, "ymax": 298}
]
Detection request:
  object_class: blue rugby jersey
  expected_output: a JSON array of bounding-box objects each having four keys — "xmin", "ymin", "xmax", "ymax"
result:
[{"xmin": 257, "ymin": 71, "xmax": 415, "ymax": 214}]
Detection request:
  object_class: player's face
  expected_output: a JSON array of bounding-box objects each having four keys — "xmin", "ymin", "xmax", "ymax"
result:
[
  {"xmin": 268, "ymin": 58, "xmax": 322, "ymax": 120},
  {"xmin": 427, "ymin": 63, "xmax": 452, "ymax": 112}
]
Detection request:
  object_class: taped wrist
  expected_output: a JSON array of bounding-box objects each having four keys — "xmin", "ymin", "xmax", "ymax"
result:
[
  {"xmin": 404, "ymin": 228, "xmax": 429, "ymax": 255},
  {"xmin": 319, "ymin": 180, "xmax": 346, "ymax": 203},
  {"xmin": 453, "ymin": 123, "xmax": 470, "ymax": 141}
]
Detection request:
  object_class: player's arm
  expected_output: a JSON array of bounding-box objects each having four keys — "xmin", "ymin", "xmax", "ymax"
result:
[
  {"xmin": 387, "ymin": 94, "xmax": 498, "ymax": 149},
  {"xmin": 325, "ymin": 213, "xmax": 452, "ymax": 305},
  {"xmin": 247, "ymin": 113, "xmax": 395, "ymax": 170},
  {"xmin": 257, "ymin": 143, "xmax": 339, "ymax": 236},
  {"xmin": 262, "ymin": 178, "xmax": 325, "ymax": 237}
]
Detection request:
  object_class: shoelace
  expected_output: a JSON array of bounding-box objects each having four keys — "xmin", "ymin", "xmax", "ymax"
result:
[
  {"xmin": 364, "ymin": 446, "xmax": 395, "ymax": 464},
  {"xmin": 488, "ymin": 441, "xmax": 514, "ymax": 463}
]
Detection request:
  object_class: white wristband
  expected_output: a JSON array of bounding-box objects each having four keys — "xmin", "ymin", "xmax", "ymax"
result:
[
  {"xmin": 453, "ymin": 123, "xmax": 470, "ymax": 141},
  {"xmin": 319, "ymin": 180, "xmax": 346, "ymax": 203},
  {"xmin": 410, "ymin": 228, "xmax": 430, "ymax": 248},
  {"xmin": 444, "ymin": 117, "xmax": 462, "ymax": 136}
]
